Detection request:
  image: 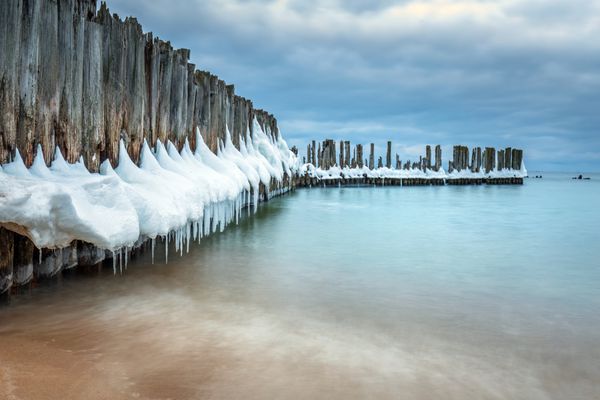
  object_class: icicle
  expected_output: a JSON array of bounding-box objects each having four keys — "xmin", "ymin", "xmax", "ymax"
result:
[
  {"xmin": 125, "ymin": 247, "xmax": 129, "ymax": 269},
  {"xmin": 112, "ymin": 251, "xmax": 116, "ymax": 275},
  {"xmin": 180, "ymin": 227, "xmax": 184, "ymax": 256},
  {"xmin": 165, "ymin": 235, "xmax": 169, "ymax": 264},
  {"xmin": 186, "ymin": 223, "xmax": 191, "ymax": 253},
  {"xmin": 119, "ymin": 248, "xmax": 123, "ymax": 274},
  {"xmin": 38, "ymin": 248, "xmax": 42, "ymax": 264},
  {"xmin": 151, "ymin": 237, "xmax": 155, "ymax": 264}
]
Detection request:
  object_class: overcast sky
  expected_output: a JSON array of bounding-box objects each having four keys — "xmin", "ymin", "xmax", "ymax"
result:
[{"xmin": 109, "ymin": 0, "xmax": 599, "ymax": 171}]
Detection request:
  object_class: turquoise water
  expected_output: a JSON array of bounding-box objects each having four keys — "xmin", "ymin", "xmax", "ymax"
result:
[{"xmin": 1, "ymin": 173, "xmax": 599, "ymax": 399}]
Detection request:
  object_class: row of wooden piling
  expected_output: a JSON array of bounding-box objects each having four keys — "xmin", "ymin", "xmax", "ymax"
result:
[
  {"xmin": 306, "ymin": 141, "xmax": 445, "ymax": 172},
  {"xmin": 295, "ymin": 176, "xmax": 524, "ymax": 188},
  {"xmin": 304, "ymin": 141, "xmax": 524, "ymax": 176}
]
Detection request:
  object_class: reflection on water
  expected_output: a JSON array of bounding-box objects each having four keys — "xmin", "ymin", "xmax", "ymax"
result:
[{"xmin": 1, "ymin": 174, "xmax": 600, "ymax": 399}]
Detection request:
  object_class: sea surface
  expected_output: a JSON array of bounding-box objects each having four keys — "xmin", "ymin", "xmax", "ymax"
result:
[{"xmin": 1, "ymin": 172, "xmax": 599, "ymax": 399}]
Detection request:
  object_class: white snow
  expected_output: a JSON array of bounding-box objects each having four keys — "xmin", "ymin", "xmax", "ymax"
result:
[
  {"xmin": 0, "ymin": 126, "xmax": 298, "ymax": 260},
  {"xmin": 299, "ymin": 163, "xmax": 527, "ymax": 181}
]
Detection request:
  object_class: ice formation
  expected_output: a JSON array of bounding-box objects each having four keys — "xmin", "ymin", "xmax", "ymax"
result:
[
  {"xmin": 298, "ymin": 162, "xmax": 527, "ymax": 181},
  {"xmin": 0, "ymin": 122, "xmax": 297, "ymax": 262}
]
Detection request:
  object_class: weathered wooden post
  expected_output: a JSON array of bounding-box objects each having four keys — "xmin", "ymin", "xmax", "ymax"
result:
[
  {"xmin": 311, "ymin": 140, "xmax": 316, "ymax": 166},
  {"xmin": 377, "ymin": 156, "xmax": 383, "ymax": 169},
  {"xmin": 504, "ymin": 147, "xmax": 512, "ymax": 170},
  {"xmin": 425, "ymin": 145, "xmax": 432, "ymax": 170},
  {"xmin": 356, "ymin": 145, "xmax": 363, "ymax": 168},
  {"xmin": 13, "ymin": 235, "xmax": 34, "ymax": 287},
  {"xmin": 321, "ymin": 139, "xmax": 335, "ymax": 169},
  {"xmin": 386, "ymin": 141, "xmax": 392, "ymax": 168},
  {"xmin": 317, "ymin": 142, "xmax": 322, "ymax": 168},
  {"xmin": 498, "ymin": 149, "xmax": 505, "ymax": 170},
  {"xmin": 331, "ymin": 140, "xmax": 337, "ymax": 167},
  {"xmin": 345, "ymin": 141, "xmax": 351, "ymax": 167},
  {"xmin": 369, "ymin": 143, "xmax": 375, "ymax": 170},
  {"xmin": 512, "ymin": 149, "xmax": 523, "ymax": 170},
  {"xmin": 435, "ymin": 145, "xmax": 442, "ymax": 171},
  {"xmin": 452, "ymin": 146, "xmax": 458, "ymax": 172},
  {"xmin": 396, "ymin": 154, "xmax": 401, "ymax": 169},
  {"xmin": 0, "ymin": 228, "xmax": 14, "ymax": 297},
  {"xmin": 484, "ymin": 147, "xmax": 496, "ymax": 173}
]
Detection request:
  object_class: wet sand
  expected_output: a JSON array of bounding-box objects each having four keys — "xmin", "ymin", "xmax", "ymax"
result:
[{"xmin": 1, "ymin": 184, "xmax": 600, "ymax": 399}]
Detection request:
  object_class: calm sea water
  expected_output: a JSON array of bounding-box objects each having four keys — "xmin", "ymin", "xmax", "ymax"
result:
[{"xmin": 1, "ymin": 173, "xmax": 599, "ymax": 399}]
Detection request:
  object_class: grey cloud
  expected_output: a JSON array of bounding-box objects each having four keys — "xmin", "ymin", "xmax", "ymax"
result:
[{"xmin": 107, "ymin": 0, "xmax": 600, "ymax": 171}]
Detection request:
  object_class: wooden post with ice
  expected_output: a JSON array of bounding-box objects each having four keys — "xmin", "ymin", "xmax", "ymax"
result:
[
  {"xmin": 369, "ymin": 143, "xmax": 375, "ymax": 170},
  {"xmin": 434, "ymin": 145, "xmax": 441, "ymax": 171},
  {"xmin": 0, "ymin": 227, "xmax": 14, "ymax": 298}
]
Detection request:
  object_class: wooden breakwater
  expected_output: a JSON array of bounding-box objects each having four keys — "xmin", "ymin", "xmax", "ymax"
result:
[
  {"xmin": 297, "ymin": 141, "xmax": 525, "ymax": 187},
  {"xmin": 0, "ymin": 0, "xmax": 281, "ymax": 168},
  {"xmin": 0, "ymin": 0, "xmax": 294, "ymax": 299}
]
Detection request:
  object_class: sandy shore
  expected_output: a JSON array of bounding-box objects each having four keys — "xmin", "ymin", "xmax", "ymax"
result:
[{"xmin": 0, "ymin": 334, "xmax": 132, "ymax": 400}]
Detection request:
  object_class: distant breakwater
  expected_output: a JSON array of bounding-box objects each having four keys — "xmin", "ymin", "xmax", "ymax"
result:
[{"xmin": 294, "ymin": 140, "xmax": 526, "ymax": 187}]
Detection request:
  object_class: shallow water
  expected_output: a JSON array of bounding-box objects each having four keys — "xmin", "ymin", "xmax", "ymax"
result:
[{"xmin": 1, "ymin": 173, "xmax": 599, "ymax": 399}]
